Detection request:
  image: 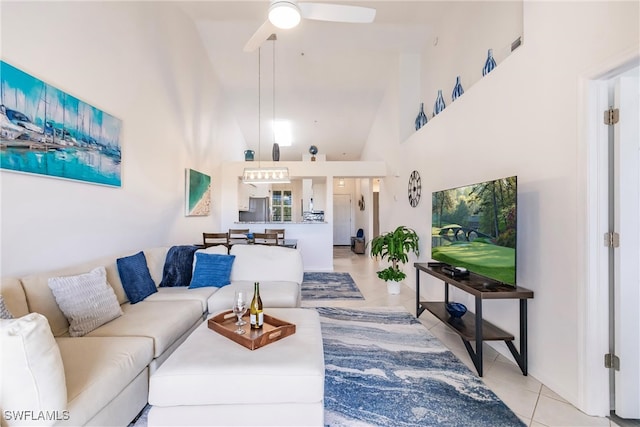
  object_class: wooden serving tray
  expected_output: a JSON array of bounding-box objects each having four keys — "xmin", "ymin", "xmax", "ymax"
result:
[{"xmin": 207, "ymin": 310, "xmax": 296, "ymax": 350}]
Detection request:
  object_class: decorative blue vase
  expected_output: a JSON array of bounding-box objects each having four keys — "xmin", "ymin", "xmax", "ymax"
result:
[
  {"xmin": 452, "ymin": 76, "xmax": 464, "ymax": 101},
  {"xmin": 414, "ymin": 103, "xmax": 427, "ymax": 130},
  {"xmin": 433, "ymin": 90, "xmax": 446, "ymax": 115},
  {"xmin": 446, "ymin": 302, "xmax": 467, "ymax": 318},
  {"xmin": 244, "ymin": 150, "xmax": 254, "ymax": 161},
  {"xmin": 482, "ymin": 48, "xmax": 497, "ymax": 76}
]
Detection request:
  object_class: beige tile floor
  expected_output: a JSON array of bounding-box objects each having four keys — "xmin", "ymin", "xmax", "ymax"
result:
[{"xmin": 319, "ymin": 246, "xmax": 620, "ymax": 427}]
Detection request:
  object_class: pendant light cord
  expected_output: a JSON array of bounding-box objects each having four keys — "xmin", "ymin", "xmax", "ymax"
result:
[
  {"xmin": 273, "ymin": 37, "xmax": 276, "ymax": 147},
  {"xmin": 257, "ymin": 46, "xmax": 261, "ymax": 168}
]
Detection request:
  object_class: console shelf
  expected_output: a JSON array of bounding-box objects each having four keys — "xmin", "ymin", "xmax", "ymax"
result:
[
  {"xmin": 414, "ymin": 262, "xmax": 534, "ymax": 377},
  {"xmin": 421, "ymin": 302, "xmax": 514, "ymax": 342}
]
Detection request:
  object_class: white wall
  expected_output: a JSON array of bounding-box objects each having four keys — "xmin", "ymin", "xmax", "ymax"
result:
[
  {"xmin": 419, "ymin": 1, "xmax": 523, "ymax": 120},
  {"xmin": 361, "ymin": 1, "xmax": 639, "ymax": 415},
  {"xmin": 0, "ymin": 2, "xmax": 246, "ymax": 277}
]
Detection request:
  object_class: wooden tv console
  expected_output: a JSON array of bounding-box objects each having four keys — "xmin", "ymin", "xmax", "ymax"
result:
[{"xmin": 414, "ymin": 262, "xmax": 534, "ymax": 377}]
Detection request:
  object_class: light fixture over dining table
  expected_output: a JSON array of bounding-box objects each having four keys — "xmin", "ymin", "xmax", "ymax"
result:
[{"xmin": 243, "ymin": 34, "xmax": 290, "ymax": 185}]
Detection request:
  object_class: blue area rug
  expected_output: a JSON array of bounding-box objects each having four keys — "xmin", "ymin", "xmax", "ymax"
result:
[
  {"xmin": 302, "ymin": 272, "xmax": 364, "ymax": 300},
  {"xmin": 318, "ymin": 307, "xmax": 525, "ymax": 427}
]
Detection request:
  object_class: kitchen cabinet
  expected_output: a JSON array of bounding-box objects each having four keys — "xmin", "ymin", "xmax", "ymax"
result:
[{"xmin": 238, "ymin": 182, "xmax": 250, "ymax": 211}]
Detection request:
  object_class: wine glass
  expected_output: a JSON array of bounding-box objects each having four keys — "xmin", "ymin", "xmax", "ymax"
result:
[
  {"xmin": 234, "ymin": 291, "xmax": 248, "ymax": 326},
  {"xmin": 232, "ymin": 291, "xmax": 247, "ymax": 334}
]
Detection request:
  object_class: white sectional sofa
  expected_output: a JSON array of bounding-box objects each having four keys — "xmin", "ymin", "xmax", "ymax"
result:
[{"xmin": 0, "ymin": 243, "xmax": 303, "ymax": 427}]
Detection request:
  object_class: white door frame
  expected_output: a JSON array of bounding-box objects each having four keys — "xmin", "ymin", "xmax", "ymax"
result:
[
  {"xmin": 577, "ymin": 49, "xmax": 639, "ymax": 416},
  {"xmin": 612, "ymin": 69, "xmax": 640, "ymax": 419}
]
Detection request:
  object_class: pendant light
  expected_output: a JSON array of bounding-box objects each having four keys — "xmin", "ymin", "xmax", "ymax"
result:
[{"xmin": 243, "ymin": 35, "xmax": 290, "ymax": 184}]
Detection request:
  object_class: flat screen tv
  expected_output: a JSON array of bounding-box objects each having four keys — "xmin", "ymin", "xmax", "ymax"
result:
[{"xmin": 431, "ymin": 176, "xmax": 517, "ymax": 286}]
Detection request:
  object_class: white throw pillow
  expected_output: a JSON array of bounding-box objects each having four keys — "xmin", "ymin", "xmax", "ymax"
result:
[
  {"xmin": 48, "ymin": 266, "xmax": 122, "ymax": 337},
  {"xmin": 0, "ymin": 313, "xmax": 67, "ymax": 426}
]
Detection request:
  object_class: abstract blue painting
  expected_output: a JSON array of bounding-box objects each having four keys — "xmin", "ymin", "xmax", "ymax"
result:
[{"xmin": 1, "ymin": 61, "xmax": 122, "ymax": 186}]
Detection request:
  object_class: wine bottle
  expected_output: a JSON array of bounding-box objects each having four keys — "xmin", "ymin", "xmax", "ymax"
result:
[{"xmin": 250, "ymin": 282, "xmax": 263, "ymax": 329}]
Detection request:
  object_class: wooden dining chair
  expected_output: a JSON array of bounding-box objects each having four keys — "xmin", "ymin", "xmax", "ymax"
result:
[
  {"xmin": 252, "ymin": 232, "xmax": 279, "ymax": 246},
  {"xmin": 228, "ymin": 229, "xmax": 250, "ymax": 245},
  {"xmin": 265, "ymin": 228, "xmax": 285, "ymax": 245},
  {"xmin": 202, "ymin": 232, "xmax": 229, "ymax": 248}
]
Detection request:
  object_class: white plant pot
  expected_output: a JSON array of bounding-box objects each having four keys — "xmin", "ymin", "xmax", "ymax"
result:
[{"xmin": 386, "ymin": 281, "xmax": 401, "ymax": 295}]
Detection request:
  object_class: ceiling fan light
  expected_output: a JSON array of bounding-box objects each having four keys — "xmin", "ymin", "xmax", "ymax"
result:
[{"xmin": 269, "ymin": 1, "xmax": 301, "ymax": 29}]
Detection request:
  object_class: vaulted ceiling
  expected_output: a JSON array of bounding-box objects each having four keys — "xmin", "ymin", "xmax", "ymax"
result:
[{"xmin": 178, "ymin": 1, "xmax": 447, "ymax": 161}]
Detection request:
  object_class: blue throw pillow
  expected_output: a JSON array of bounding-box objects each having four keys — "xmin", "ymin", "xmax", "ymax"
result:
[
  {"xmin": 188, "ymin": 253, "xmax": 235, "ymax": 289},
  {"xmin": 117, "ymin": 251, "xmax": 157, "ymax": 304},
  {"xmin": 159, "ymin": 245, "xmax": 198, "ymax": 287}
]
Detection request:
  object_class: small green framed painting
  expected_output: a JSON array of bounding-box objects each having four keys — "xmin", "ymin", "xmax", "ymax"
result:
[{"xmin": 185, "ymin": 168, "xmax": 211, "ymax": 216}]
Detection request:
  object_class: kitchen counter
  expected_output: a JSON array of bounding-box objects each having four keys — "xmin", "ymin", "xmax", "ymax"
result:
[
  {"xmin": 226, "ymin": 222, "xmax": 332, "ymax": 271},
  {"xmin": 234, "ymin": 221, "xmax": 327, "ymax": 224}
]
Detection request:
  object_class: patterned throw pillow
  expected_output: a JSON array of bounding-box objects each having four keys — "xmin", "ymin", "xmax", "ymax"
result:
[
  {"xmin": 0, "ymin": 295, "xmax": 14, "ymax": 319},
  {"xmin": 48, "ymin": 266, "xmax": 123, "ymax": 337},
  {"xmin": 117, "ymin": 251, "xmax": 157, "ymax": 303},
  {"xmin": 188, "ymin": 253, "xmax": 236, "ymax": 289}
]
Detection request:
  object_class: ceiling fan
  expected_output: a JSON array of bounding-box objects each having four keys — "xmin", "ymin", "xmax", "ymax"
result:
[{"xmin": 244, "ymin": 0, "xmax": 376, "ymax": 52}]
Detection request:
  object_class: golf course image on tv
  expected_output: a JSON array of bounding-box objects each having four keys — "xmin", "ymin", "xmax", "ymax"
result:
[{"xmin": 431, "ymin": 176, "xmax": 517, "ymax": 286}]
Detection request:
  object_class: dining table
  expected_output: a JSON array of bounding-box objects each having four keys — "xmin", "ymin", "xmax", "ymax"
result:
[{"xmin": 227, "ymin": 238, "xmax": 298, "ymax": 249}]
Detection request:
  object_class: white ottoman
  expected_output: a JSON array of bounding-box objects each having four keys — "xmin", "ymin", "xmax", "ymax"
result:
[{"xmin": 148, "ymin": 308, "xmax": 325, "ymax": 426}]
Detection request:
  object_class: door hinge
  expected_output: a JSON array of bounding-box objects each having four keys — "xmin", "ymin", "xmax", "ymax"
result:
[
  {"xmin": 604, "ymin": 231, "xmax": 620, "ymax": 248},
  {"xmin": 604, "ymin": 107, "xmax": 619, "ymax": 125},
  {"xmin": 604, "ymin": 353, "xmax": 620, "ymax": 370}
]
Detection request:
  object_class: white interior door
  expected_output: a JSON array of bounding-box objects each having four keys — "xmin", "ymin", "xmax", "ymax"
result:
[
  {"xmin": 613, "ymin": 70, "xmax": 640, "ymax": 419},
  {"xmin": 333, "ymin": 194, "xmax": 351, "ymax": 245}
]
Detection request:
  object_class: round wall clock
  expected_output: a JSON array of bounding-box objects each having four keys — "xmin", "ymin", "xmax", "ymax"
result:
[{"xmin": 408, "ymin": 170, "xmax": 421, "ymax": 207}]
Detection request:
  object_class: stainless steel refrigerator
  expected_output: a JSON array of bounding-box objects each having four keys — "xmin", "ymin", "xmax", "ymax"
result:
[{"xmin": 239, "ymin": 197, "xmax": 270, "ymax": 222}]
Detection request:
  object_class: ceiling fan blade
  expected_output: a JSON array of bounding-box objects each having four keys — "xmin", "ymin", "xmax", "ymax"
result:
[
  {"xmin": 243, "ymin": 20, "xmax": 277, "ymax": 52},
  {"xmin": 298, "ymin": 3, "xmax": 376, "ymax": 24}
]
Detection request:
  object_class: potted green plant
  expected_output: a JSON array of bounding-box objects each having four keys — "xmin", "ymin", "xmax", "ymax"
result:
[{"xmin": 370, "ymin": 226, "xmax": 420, "ymax": 294}]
